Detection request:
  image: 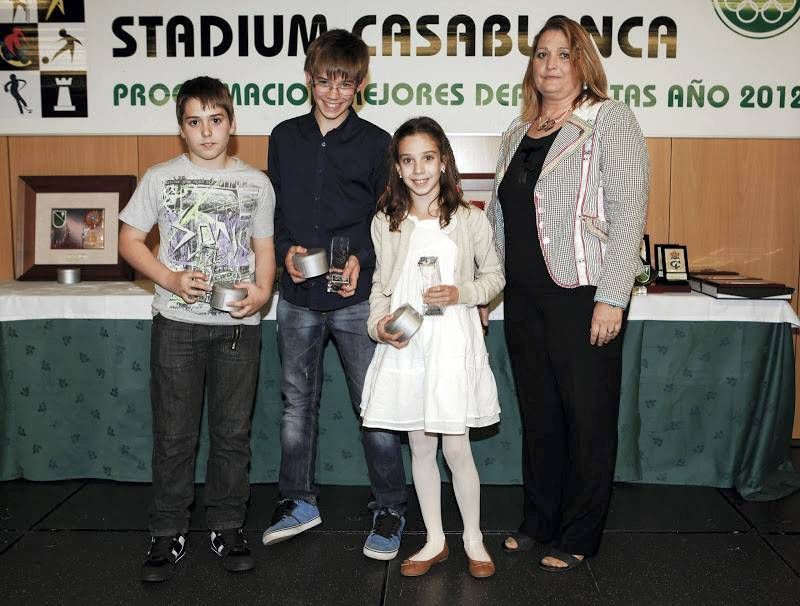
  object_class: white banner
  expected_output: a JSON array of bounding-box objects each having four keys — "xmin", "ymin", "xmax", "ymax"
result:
[{"xmin": 0, "ymin": 0, "xmax": 798, "ymax": 137}]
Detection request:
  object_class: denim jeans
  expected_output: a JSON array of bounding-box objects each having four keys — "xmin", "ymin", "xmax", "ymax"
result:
[
  {"xmin": 277, "ymin": 298, "xmax": 407, "ymax": 513},
  {"xmin": 149, "ymin": 315, "xmax": 261, "ymax": 535}
]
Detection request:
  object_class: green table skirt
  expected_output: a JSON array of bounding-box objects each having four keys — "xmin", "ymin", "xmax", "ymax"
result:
[
  {"xmin": 617, "ymin": 320, "xmax": 800, "ymax": 500},
  {"xmin": 1, "ymin": 319, "xmax": 798, "ymax": 500}
]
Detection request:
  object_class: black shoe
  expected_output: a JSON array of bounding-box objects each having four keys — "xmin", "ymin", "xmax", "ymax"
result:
[
  {"xmin": 140, "ymin": 533, "xmax": 187, "ymax": 582},
  {"xmin": 210, "ymin": 528, "xmax": 255, "ymax": 573}
]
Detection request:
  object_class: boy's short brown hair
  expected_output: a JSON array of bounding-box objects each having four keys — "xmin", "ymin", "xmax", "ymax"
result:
[
  {"xmin": 175, "ymin": 76, "xmax": 234, "ymax": 124},
  {"xmin": 303, "ymin": 29, "xmax": 369, "ymax": 83}
]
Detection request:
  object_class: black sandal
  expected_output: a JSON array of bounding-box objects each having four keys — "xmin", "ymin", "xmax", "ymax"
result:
[
  {"xmin": 502, "ymin": 532, "xmax": 536, "ymax": 554},
  {"xmin": 538, "ymin": 548, "xmax": 586, "ymax": 572}
]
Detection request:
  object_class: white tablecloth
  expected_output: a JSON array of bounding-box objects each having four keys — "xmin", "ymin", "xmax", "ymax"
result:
[
  {"xmin": 0, "ymin": 280, "xmax": 279, "ymax": 321},
  {"xmin": 627, "ymin": 291, "xmax": 800, "ymax": 327},
  {"xmin": 0, "ymin": 281, "xmax": 797, "ymax": 327},
  {"xmin": 490, "ymin": 291, "xmax": 799, "ymax": 325}
]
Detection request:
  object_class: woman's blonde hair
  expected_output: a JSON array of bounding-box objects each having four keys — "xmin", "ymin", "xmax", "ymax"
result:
[{"xmin": 521, "ymin": 15, "xmax": 609, "ymax": 123}]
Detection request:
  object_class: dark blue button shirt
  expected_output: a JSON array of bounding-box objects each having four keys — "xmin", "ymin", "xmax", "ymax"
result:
[{"xmin": 269, "ymin": 108, "xmax": 391, "ymax": 311}]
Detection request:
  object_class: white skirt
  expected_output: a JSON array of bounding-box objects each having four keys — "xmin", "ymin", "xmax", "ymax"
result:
[{"xmin": 360, "ymin": 216, "xmax": 500, "ymax": 434}]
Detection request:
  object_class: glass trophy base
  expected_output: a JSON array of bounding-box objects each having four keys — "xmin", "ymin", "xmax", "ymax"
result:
[
  {"xmin": 326, "ymin": 273, "xmax": 349, "ymax": 293},
  {"xmin": 422, "ymin": 305, "xmax": 444, "ymax": 316}
]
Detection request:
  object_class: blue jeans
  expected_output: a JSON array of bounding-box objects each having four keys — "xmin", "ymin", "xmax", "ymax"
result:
[
  {"xmin": 277, "ymin": 298, "xmax": 407, "ymax": 513},
  {"xmin": 149, "ymin": 315, "xmax": 261, "ymax": 535}
]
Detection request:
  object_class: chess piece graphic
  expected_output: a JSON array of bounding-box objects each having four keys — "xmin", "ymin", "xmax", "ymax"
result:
[
  {"xmin": 40, "ymin": 71, "xmax": 87, "ymax": 118},
  {"xmin": 53, "ymin": 76, "xmax": 74, "ymax": 111},
  {"xmin": 4, "ymin": 74, "xmax": 32, "ymax": 114}
]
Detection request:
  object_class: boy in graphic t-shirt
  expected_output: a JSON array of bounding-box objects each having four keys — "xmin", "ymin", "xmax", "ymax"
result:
[{"xmin": 119, "ymin": 76, "xmax": 276, "ymax": 582}]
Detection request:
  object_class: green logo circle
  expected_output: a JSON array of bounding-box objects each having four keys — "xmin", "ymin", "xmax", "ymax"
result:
[{"xmin": 713, "ymin": 0, "xmax": 800, "ymax": 38}]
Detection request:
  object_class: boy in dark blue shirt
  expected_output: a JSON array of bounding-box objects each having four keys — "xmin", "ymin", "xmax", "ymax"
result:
[{"xmin": 261, "ymin": 29, "xmax": 407, "ymax": 561}]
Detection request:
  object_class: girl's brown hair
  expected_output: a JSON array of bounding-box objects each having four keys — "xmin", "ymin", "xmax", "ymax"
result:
[
  {"xmin": 378, "ymin": 117, "xmax": 467, "ymax": 232},
  {"xmin": 521, "ymin": 15, "xmax": 609, "ymax": 123}
]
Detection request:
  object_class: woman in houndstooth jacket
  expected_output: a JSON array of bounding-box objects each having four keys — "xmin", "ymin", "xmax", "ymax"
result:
[{"xmin": 485, "ymin": 15, "xmax": 649, "ymax": 571}]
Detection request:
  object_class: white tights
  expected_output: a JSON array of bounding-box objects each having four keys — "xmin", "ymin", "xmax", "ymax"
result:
[{"xmin": 407, "ymin": 430, "xmax": 490, "ymax": 562}]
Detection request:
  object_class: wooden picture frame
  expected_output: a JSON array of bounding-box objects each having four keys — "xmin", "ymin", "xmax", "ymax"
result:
[{"xmin": 15, "ymin": 175, "xmax": 137, "ymax": 281}]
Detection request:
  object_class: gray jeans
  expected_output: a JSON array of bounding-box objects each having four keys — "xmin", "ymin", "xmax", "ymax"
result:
[{"xmin": 148, "ymin": 315, "xmax": 261, "ymax": 535}]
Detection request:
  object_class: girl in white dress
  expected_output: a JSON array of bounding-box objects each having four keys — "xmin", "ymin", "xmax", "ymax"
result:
[{"xmin": 361, "ymin": 117, "xmax": 505, "ymax": 578}]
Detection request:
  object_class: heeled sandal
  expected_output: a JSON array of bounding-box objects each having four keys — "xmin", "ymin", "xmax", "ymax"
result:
[
  {"xmin": 538, "ymin": 548, "xmax": 586, "ymax": 573},
  {"xmin": 502, "ymin": 532, "xmax": 536, "ymax": 554}
]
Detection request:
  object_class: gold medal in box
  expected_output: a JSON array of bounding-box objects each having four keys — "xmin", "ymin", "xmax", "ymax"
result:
[{"xmin": 82, "ymin": 209, "xmax": 104, "ymax": 249}]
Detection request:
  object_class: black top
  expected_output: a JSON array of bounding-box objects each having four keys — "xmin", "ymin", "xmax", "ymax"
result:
[
  {"xmin": 498, "ymin": 129, "xmax": 561, "ymax": 292},
  {"xmin": 269, "ymin": 108, "xmax": 391, "ymax": 311}
]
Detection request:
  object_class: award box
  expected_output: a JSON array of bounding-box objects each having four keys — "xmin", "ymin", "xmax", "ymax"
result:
[{"xmin": 700, "ymin": 278, "xmax": 794, "ymax": 300}]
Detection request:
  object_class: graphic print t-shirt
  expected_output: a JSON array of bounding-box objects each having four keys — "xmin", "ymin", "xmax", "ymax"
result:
[{"xmin": 120, "ymin": 155, "xmax": 275, "ymax": 325}]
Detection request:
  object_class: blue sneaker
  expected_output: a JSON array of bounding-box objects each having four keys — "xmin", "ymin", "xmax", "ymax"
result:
[
  {"xmin": 363, "ymin": 508, "xmax": 405, "ymax": 560},
  {"xmin": 261, "ymin": 499, "xmax": 321, "ymax": 546}
]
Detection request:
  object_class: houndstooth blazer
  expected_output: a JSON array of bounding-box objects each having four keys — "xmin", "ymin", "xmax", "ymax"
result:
[{"xmin": 486, "ymin": 99, "xmax": 650, "ymax": 309}]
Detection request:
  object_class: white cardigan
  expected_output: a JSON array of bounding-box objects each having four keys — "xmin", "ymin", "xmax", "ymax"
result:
[{"xmin": 367, "ymin": 204, "xmax": 505, "ymax": 342}]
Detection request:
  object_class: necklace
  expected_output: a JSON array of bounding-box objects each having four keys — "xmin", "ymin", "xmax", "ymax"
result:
[{"xmin": 537, "ymin": 106, "xmax": 572, "ymax": 131}]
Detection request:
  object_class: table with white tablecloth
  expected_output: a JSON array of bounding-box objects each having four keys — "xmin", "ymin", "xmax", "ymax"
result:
[{"xmin": 1, "ymin": 282, "xmax": 798, "ymax": 499}]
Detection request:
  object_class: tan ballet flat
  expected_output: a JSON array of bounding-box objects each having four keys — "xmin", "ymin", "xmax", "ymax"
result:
[
  {"xmin": 400, "ymin": 543, "xmax": 449, "ymax": 577},
  {"xmin": 467, "ymin": 556, "xmax": 496, "ymax": 578}
]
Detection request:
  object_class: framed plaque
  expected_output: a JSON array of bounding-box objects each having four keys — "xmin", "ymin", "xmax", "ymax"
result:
[
  {"xmin": 15, "ymin": 175, "xmax": 137, "ymax": 281},
  {"xmin": 655, "ymin": 243, "xmax": 678, "ymax": 280},
  {"xmin": 659, "ymin": 244, "xmax": 689, "ymax": 282},
  {"xmin": 640, "ymin": 234, "xmax": 651, "ymax": 266},
  {"xmin": 634, "ymin": 234, "xmax": 654, "ymax": 286},
  {"xmin": 460, "ymin": 173, "xmax": 494, "ymax": 210},
  {"xmin": 655, "ymin": 244, "xmax": 663, "ymax": 278}
]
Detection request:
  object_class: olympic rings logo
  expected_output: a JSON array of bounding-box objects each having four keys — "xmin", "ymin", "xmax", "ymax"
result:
[{"xmin": 713, "ymin": 0, "xmax": 800, "ymax": 38}]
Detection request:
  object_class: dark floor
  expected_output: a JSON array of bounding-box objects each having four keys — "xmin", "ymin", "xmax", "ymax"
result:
[{"xmin": 3, "ymin": 470, "xmax": 800, "ymax": 605}]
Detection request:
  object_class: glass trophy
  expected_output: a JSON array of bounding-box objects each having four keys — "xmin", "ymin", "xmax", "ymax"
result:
[
  {"xmin": 185, "ymin": 246, "xmax": 216, "ymax": 306},
  {"xmin": 327, "ymin": 236, "xmax": 350, "ymax": 292},
  {"xmin": 418, "ymin": 256, "xmax": 444, "ymax": 315}
]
